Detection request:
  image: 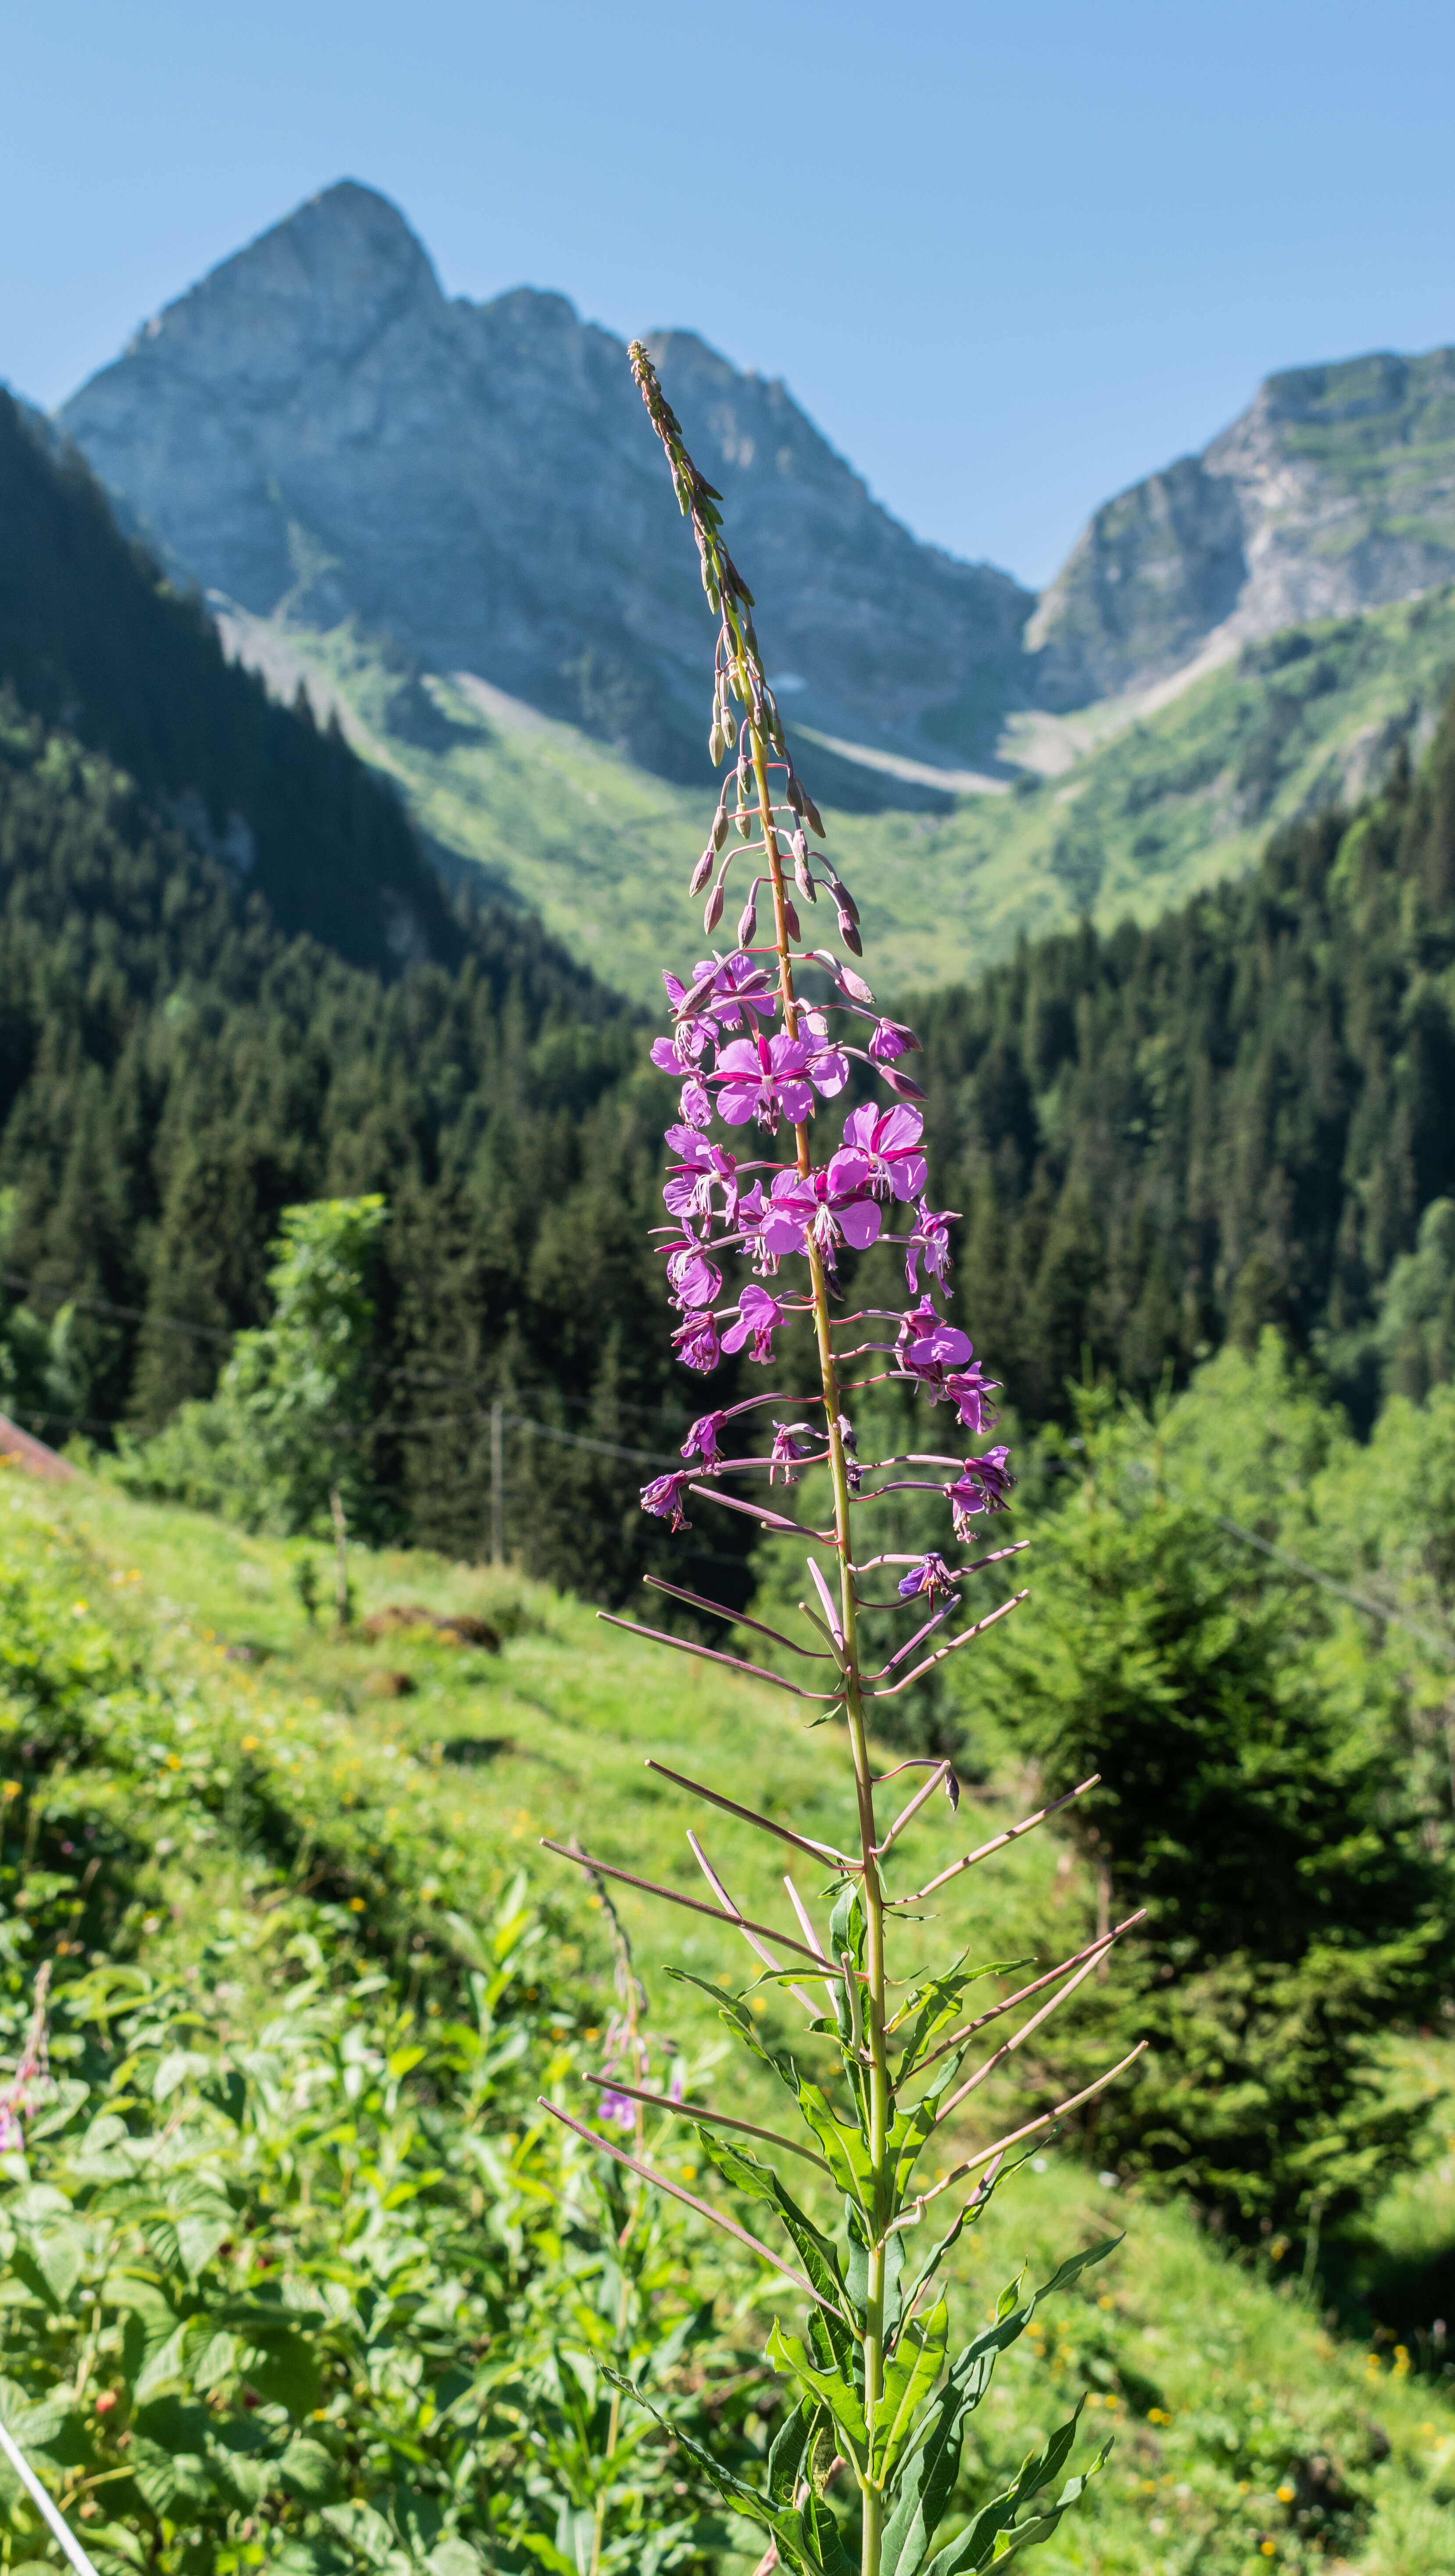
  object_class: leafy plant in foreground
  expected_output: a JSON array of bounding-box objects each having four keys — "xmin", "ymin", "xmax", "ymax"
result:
[{"xmin": 539, "ymin": 351, "xmax": 1151, "ymax": 2576}]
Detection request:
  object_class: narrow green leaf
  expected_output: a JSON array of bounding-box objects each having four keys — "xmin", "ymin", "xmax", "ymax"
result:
[
  {"xmin": 891, "ymin": 1959, "xmax": 1025, "ymax": 2084},
  {"xmin": 874, "ymin": 2295, "xmax": 948, "ymax": 2483},
  {"xmin": 766, "ymin": 2318, "xmax": 868, "ymax": 2468},
  {"xmin": 796, "ymin": 2077, "xmax": 875, "ymax": 2203},
  {"xmin": 664, "ymin": 1966, "xmax": 800, "ymax": 2097},
  {"xmin": 599, "ymin": 2365, "xmax": 832, "ymax": 2576}
]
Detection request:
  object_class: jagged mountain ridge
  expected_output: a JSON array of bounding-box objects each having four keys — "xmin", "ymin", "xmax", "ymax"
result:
[
  {"xmin": 1028, "ymin": 348, "xmax": 1455, "ymax": 711},
  {"xmin": 58, "ymin": 182, "xmax": 1032, "ymax": 781}
]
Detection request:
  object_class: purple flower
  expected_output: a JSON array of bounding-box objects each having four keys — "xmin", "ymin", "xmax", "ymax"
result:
[
  {"xmin": 682, "ymin": 1411, "xmax": 727, "ymax": 1467},
  {"xmin": 904, "ymin": 1201, "xmax": 956, "ymax": 1294},
  {"xmin": 868, "ymin": 1019, "xmax": 921, "ymax": 1063},
  {"xmin": 672, "ymin": 1312, "xmax": 721, "ymax": 1372},
  {"xmin": 745, "ymin": 1160, "xmax": 882, "ymax": 1266},
  {"xmin": 721, "ymin": 1283, "xmax": 790, "ymax": 1363},
  {"xmin": 944, "ymin": 1365, "xmax": 1000, "ymax": 1437},
  {"xmin": 713, "ymin": 1031, "xmax": 849, "ymax": 1130},
  {"xmin": 677, "ymin": 1077, "xmax": 713, "ymax": 1129},
  {"xmin": 841, "ymin": 1102, "xmax": 928, "ymax": 1201},
  {"xmin": 770, "ymin": 1421, "xmax": 815, "ymax": 1484},
  {"xmin": 669, "ymin": 951, "xmax": 777, "ymax": 1031},
  {"xmin": 596, "ymin": 2087, "xmax": 638, "ymax": 2131},
  {"xmin": 946, "ymin": 1448, "xmax": 1015, "ymax": 1536},
  {"xmin": 641, "ymin": 1471, "xmax": 694, "ymax": 1531},
  {"xmin": 663, "ymin": 1132, "xmax": 740, "ymax": 1228},
  {"xmin": 897, "ymin": 1299, "xmax": 974, "ymax": 1387},
  {"xmin": 898, "ymin": 1552, "xmax": 957, "ymax": 1602},
  {"xmin": 666, "ymin": 1244, "xmax": 722, "ymax": 1309}
]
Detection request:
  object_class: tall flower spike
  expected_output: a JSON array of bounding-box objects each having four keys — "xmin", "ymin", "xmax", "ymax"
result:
[{"xmin": 541, "ymin": 343, "xmax": 1143, "ymax": 2576}]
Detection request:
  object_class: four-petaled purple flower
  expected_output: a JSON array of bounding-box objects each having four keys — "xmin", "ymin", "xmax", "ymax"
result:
[
  {"xmin": 745, "ymin": 1156, "xmax": 883, "ymax": 1267},
  {"xmin": 666, "ymin": 1242, "xmax": 722, "ymax": 1309},
  {"xmin": 713, "ymin": 1030, "xmax": 849, "ymax": 1130},
  {"xmin": 945, "ymin": 1448, "xmax": 1015, "ymax": 1536},
  {"xmin": 672, "ymin": 1312, "xmax": 721, "ymax": 1372},
  {"xmin": 681, "ymin": 1410, "xmax": 727, "ymax": 1467},
  {"xmin": 641, "ymin": 1471, "xmax": 694, "ymax": 1530},
  {"xmin": 898, "ymin": 1552, "xmax": 957, "ymax": 1603},
  {"xmin": 897, "ymin": 1299, "xmax": 974, "ymax": 1388},
  {"xmin": 840, "ymin": 1102, "xmax": 928, "ymax": 1201},
  {"xmin": 663, "ymin": 1130, "xmax": 740, "ymax": 1227},
  {"xmin": 721, "ymin": 1283, "xmax": 791, "ymax": 1363},
  {"xmin": 770, "ymin": 1421, "xmax": 815, "ymax": 1484},
  {"xmin": 667, "ymin": 951, "xmax": 777, "ymax": 1033},
  {"xmin": 905, "ymin": 1201, "xmax": 956, "ymax": 1294}
]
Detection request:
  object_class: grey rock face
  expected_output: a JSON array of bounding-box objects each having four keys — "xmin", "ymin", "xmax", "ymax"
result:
[
  {"xmin": 1029, "ymin": 347, "xmax": 1455, "ymax": 709},
  {"xmin": 59, "ymin": 182, "xmax": 1032, "ymax": 777}
]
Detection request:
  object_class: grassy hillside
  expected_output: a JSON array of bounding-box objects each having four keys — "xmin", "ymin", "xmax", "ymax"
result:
[
  {"xmin": 219, "ymin": 585, "xmax": 1455, "ymax": 1006},
  {"xmin": 1, "ymin": 1459, "xmax": 1453, "ymax": 2572}
]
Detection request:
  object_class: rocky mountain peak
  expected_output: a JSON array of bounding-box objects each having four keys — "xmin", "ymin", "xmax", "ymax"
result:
[{"xmin": 58, "ymin": 186, "xmax": 1033, "ymax": 784}]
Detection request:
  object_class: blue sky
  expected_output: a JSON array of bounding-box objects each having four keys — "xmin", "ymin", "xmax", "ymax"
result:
[{"xmin": 2, "ymin": 0, "xmax": 1452, "ymax": 588}]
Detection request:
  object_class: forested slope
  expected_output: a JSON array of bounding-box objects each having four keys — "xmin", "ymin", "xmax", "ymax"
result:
[
  {"xmin": 0, "ymin": 392, "xmax": 455, "ymax": 974},
  {"xmin": 921, "ymin": 702, "xmax": 1455, "ymax": 1424}
]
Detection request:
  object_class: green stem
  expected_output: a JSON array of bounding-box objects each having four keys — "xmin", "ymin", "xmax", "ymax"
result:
[{"xmin": 751, "ymin": 725, "xmax": 889, "ymax": 2576}]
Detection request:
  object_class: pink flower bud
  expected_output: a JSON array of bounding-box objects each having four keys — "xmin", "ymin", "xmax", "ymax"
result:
[
  {"xmin": 704, "ymin": 875, "xmax": 726, "ymax": 934},
  {"xmin": 837, "ymin": 908, "xmax": 863, "ymax": 956},
  {"xmin": 783, "ymin": 895, "xmax": 802, "ymax": 942},
  {"xmin": 882, "ymin": 1065, "xmax": 926, "ymax": 1101},
  {"xmin": 689, "ymin": 847, "xmax": 714, "ymax": 896},
  {"xmin": 737, "ymin": 894, "xmax": 758, "ymax": 946},
  {"xmin": 840, "ymin": 966, "xmax": 875, "ymax": 1006}
]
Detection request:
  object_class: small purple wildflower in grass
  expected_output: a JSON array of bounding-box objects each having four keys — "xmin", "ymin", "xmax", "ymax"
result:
[
  {"xmin": 946, "ymin": 1447, "xmax": 1016, "ymax": 1536},
  {"xmin": 640, "ymin": 1471, "xmax": 694, "ymax": 1530}
]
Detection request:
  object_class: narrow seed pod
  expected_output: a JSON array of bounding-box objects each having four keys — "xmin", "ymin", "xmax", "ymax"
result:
[
  {"xmin": 688, "ymin": 847, "xmax": 715, "ymax": 897},
  {"xmin": 737, "ymin": 892, "xmax": 759, "ymax": 947},
  {"xmin": 837, "ymin": 908, "xmax": 863, "ymax": 956},
  {"xmin": 840, "ymin": 966, "xmax": 876, "ymax": 1006}
]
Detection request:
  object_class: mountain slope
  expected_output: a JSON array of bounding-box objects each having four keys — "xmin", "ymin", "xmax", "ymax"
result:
[
  {"xmin": 59, "ymin": 180, "xmax": 1031, "ymax": 780},
  {"xmin": 1029, "ymin": 345, "xmax": 1455, "ymax": 709},
  {"xmin": 211, "ymin": 581, "xmax": 1455, "ymax": 1005},
  {"xmin": 0, "ymin": 389, "xmax": 456, "ymax": 974}
]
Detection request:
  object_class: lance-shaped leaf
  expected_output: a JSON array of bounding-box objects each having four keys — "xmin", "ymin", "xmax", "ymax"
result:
[
  {"xmin": 693, "ymin": 2128, "xmax": 857, "ymax": 2362},
  {"xmin": 873, "ymin": 2293, "xmax": 948, "ymax": 2486},
  {"xmin": 600, "ymin": 2364, "xmax": 837, "ymax": 2576},
  {"xmin": 767, "ymin": 2397, "xmax": 821, "ymax": 2504},
  {"xmin": 766, "ymin": 2317, "xmax": 868, "ymax": 2471},
  {"xmin": 889, "ymin": 2046, "xmax": 968, "ymax": 2203},
  {"xmin": 796, "ymin": 2074, "xmax": 876, "ymax": 2205},
  {"xmin": 878, "ymin": 2239, "xmax": 1119, "ymax": 2576},
  {"xmin": 923, "ymin": 2431, "xmax": 1113, "ymax": 2576}
]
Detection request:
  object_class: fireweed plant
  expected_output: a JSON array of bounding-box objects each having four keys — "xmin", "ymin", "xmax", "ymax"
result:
[{"xmin": 541, "ymin": 347, "xmax": 1149, "ymax": 2576}]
